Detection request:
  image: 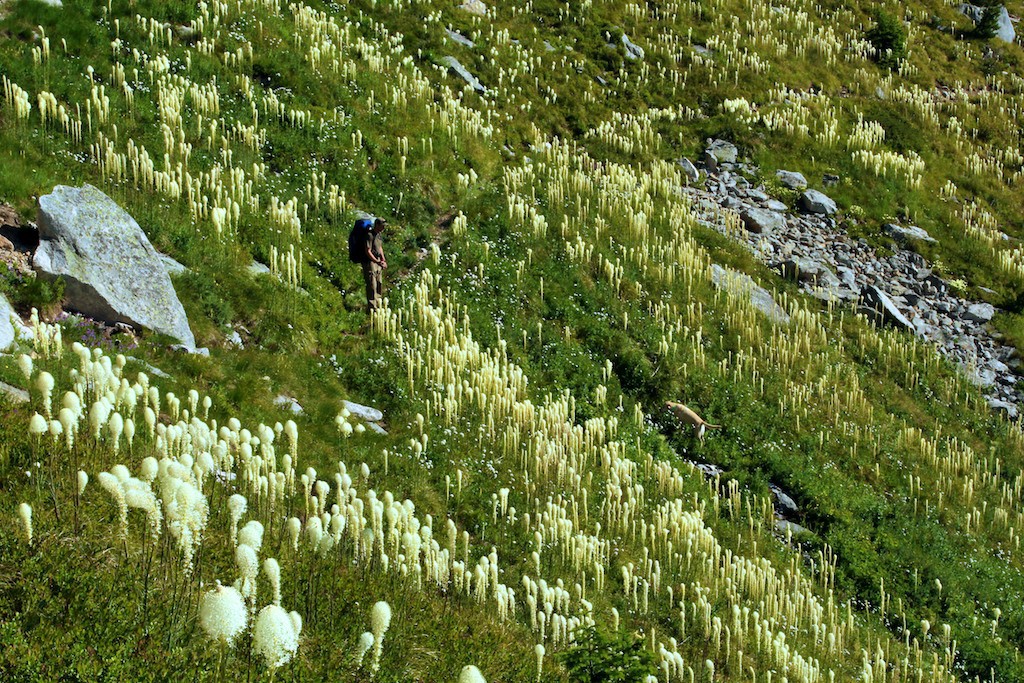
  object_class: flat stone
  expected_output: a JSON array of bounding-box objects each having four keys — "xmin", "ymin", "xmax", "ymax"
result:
[
  {"xmin": 765, "ymin": 199, "xmax": 788, "ymax": 212},
  {"xmin": 342, "ymin": 399, "xmax": 383, "ymax": 423},
  {"xmin": 988, "ymin": 398, "xmax": 1019, "ymax": 420},
  {"xmin": 0, "ymin": 380, "xmax": 29, "ymax": 403},
  {"xmin": 711, "ymin": 264, "xmax": 790, "ymax": 325},
  {"xmin": 0, "ymin": 293, "xmax": 20, "ymax": 351},
  {"xmin": 366, "ymin": 422, "xmax": 389, "ymax": 435},
  {"xmin": 775, "ymin": 519, "xmax": 810, "ymax": 535},
  {"xmin": 775, "ymin": 170, "xmax": 808, "ymax": 190},
  {"xmin": 441, "ymin": 56, "xmax": 486, "ymax": 93},
  {"xmin": 705, "ymin": 139, "xmax": 737, "ymax": 164},
  {"xmin": 964, "ymin": 302, "xmax": 995, "ymax": 323},
  {"xmin": 741, "ymin": 207, "xmax": 785, "ymax": 234},
  {"xmin": 274, "ymin": 395, "xmax": 304, "ymax": 415},
  {"xmin": 799, "ymin": 189, "xmax": 837, "ymax": 215},
  {"xmin": 883, "ymin": 223, "xmax": 937, "ymax": 244},
  {"xmin": 34, "ymin": 185, "xmax": 196, "ymax": 349},
  {"xmin": 621, "ymin": 34, "xmax": 645, "ymax": 60},
  {"xmin": 769, "ymin": 483, "xmax": 799, "ymax": 515},
  {"xmin": 678, "ymin": 158, "xmax": 700, "ymax": 184},
  {"xmin": 248, "ymin": 260, "xmax": 271, "ymax": 275},
  {"xmin": 860, "ymin": 285, "xmax": 913, "ymax": 331},
  {"xmin": 445, "ymin": 29, "xmax": 475, "ymax": 48},
  {"xmin": 159, "ymin": 253, "xmax": 187, "ymax": 276}
]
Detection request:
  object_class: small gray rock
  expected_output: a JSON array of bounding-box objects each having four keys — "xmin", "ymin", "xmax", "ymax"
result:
[
  {"xmin": 988, "ymin": 398, "xmax": 1019, "ymax": 420},
  {"xmin": 883, "ymin": 223, "xmax": 937, "ymax": 244},
  {"xmin": 366, "ymin": 422, "xmax": 389, "ymax": 435},
  {"xmin": 442, "ymin": 56, "xmax": 486, "ymax": 93},
  {"xmin": 775, "ymin": 519, "xmax": 810, "ymax": 535},
  {"xmin": 705, "ymin": 139, "xmax": 738, "ymax": 164},
  {"xmin": 769, "ymin": 484, "xmax": 799, "ymax": 515},
  {"xmin": 274, "ymin": 395, "xmax": 304, "ymax": 415},
  {"xmin": 678, "ymin": 158, "xmax": 700, "ymax": 184},
  {"xmin": 711, "ymin": 264, "xmax": 790, "ymax": 325},
  {"xmin": 741, "ymin": 207, "xmax": 785, "ymax": 234},
  {"xmin": 0, "ymin": 293, "xmax": 21, "ymax": 351},
  {"xmin": 159, "ymin": 253, "xmax": 188, "ymax": 276},
  {"xmin": 765, "ymin": 199, "xmax": 788, "ymax": 212},
  {"xmin": 621, "ymin": 34, "xmax": 645, "ymax": 60},
  {"xmin": 861, "ymin": 285, "xmax": 913, "ymax": 331},
  {"xmin": 342, "ymin": 399, "xmax": 384, "ymax": 423},
  {"xmin": 445, "ymin": 29, "xmax": 475, "ymax": 48},
  {"xmin": 964, "ymin": 302, "xmax": 995, "ymax": 323},
  {"xmin": 775, "ymin": 170, "xmax": 808, "ymax": 190},
  {"xmin": 799, "ymin": 189, "xmax": 838, "ymax": 215},
  {"xmin": 0, "ymin": 380, "xmax": 29, "ymax": 403},
  {"xmin": 248, "ymin": 260, "xmax": 271, "ymax": 275}
]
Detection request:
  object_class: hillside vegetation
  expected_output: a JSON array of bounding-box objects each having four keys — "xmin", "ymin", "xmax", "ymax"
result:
[{"xmin": 1, "ymin": 0, "xmax": 1024, "ymax": 681}]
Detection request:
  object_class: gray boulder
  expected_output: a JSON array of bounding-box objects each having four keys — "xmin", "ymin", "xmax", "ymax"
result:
[
  {"xmin": 621, "ymin": 34, "xmax": 645, "ymax": 60},
  {"xmin": 776, "ymin": 257, "xmax": 840, "ymax": 288},
  {"xmin": 799, "ymin": 189, "xmax": 838, "ymax": 215},
  {"xmin": 445, "ymin": 29, "xmax": 475, "ymax": 48},
  {"xmin": 678, "ymin": 158, "xmax": 700, "ymax": 184},
  {"xmin": 860, "ymin": 285, "xmax": 913, "ymax": 331},
  {"xmin": 988, "ymin": 398, "xmax": 1019, "ymax": 420},
  {"xmin": 274, "ymin": 395, "xmax": 304, "ymax": 415},
  {"xmin": 964, "ymin": 302, "xmax": 995, "ymax": 323},
  {"xmin": 159, "ymin": 253, "xmax": 187, "ymax": 276},
  {"xmin": 0, "ymin": 293, "xmax": 21, "ymax": 351},
  {"xmin": 248, "ymin": 260, "xmax": 271, "ymax": 275},
  {"xmin": 0, "ymin": 380, "xmax": 29, "ymax": 403},
  {"xmin": 442, "ymin": 56, "xmax": 486, "ymax": 93},
  {"xmin": 775, "ymin": 170, "xmax": 807, "ymax": 190},
  {"xmin": 741, "ymin": 207, "xmax": 785, "ymax": 234},
  {"xmin": 959, "ymin": 4, "xmax": 1015, "ymax": 43},
  {"xmin": 343, "ymin": 399, "xmax": 384, "ymax": 422},
  {"xmin": 34, "ymin": 185, "xmax": 196, "ymax": 349},
  {"xmin": 711, "ymin": 264, "xmax": 790, "ymax": 325},
  {"xmin": 883, "ymin": 223, "xmax": 936, "ymax": 244},
  {"xmin": 705, "ymin": 139, "xmax": 737, "ymax": 163}
]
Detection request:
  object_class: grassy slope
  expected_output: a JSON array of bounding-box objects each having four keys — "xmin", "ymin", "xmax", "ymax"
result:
[{"xmin": 1, "ymin": 0, "xmax": 1024, "ymax": 681}]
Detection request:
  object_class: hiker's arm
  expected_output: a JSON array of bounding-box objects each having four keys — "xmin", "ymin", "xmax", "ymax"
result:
[{"xmin": 365, "ymin": 244, "xmax": 384, "ymax": 266}]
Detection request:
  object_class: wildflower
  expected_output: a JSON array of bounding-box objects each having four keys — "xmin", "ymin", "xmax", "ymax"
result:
[
  {"xmin": 17, "ymin": 354, "xmax": 32, "ymax": 379},
  {"xmin": 228, "ymin": 494, "xmax": 247, "ymax": 546},
  {"xmin": 77, "ymin": 470, "xmax": 88, "ymax": 495},
  {"xmin": 239, "ymin": 520, "xmax": 265, "ymax": 552},
  {"xmin": 29, "ymin": 413, "xmax": 48, "ymax": 440},
  {"xmin": 263, "ymin": 558, "xmax": 281, "ymax": 605},
  {"xmin": 370, "ymin": 600, "xmax": 391, "ymax": 672},
  {"xmin": 18, "ymin": 502, "xmax": 32, "ymax": 545},
  {"xmin": 253, "ymin": 604, "xmax": 300, "ymax": 671},
  {"xmin": 355, "ymin": 631, "xmax": 374, "ymax": 667},
  {"xmin": 199, "ymin": 581, "xmax": 247, "ymax": 647},
  {"xmin": 459, "ymin": 665, "xmax": 487, "ymax": 683}
]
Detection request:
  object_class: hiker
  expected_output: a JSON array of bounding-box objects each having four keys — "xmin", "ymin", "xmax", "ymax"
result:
[{"xmin": 361, "ymin": 217, "xmax": 387, "ymax": 313}]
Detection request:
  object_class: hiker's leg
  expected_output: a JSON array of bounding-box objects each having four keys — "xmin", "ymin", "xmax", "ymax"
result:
[
  {"xmin": 373, "ymin": 264, "xmax": 384, "ymax": 307},
  {"xmin": 362, "ymin": 262, "xmax": 376, "ymax": 311}
]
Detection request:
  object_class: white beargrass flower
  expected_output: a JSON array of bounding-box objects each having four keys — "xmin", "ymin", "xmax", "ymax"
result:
[
  {"xmin": 289, "ymin": 611, "xmax": 302, "ymax": 638},
  {"xmin": 77, "ymin": 470, "xmax": 88, "ymax": 495},
  {"xmin": 459, "ymin": 665, "xmax": 487, "ymax": 683},
  {"xmin": 370, "ymin": 600, "xmax": 392, "ymax": 672},
  {"xmin": 228, "ymin": 494, "xmax": 247, "ymax": 546},
  {"xmin": 17, "ymin": 354, "xmax": 32, "ymax": 380},
  {"xmin": 534, "ymin": 644, "xmax": 544, "ymax": 682},
  {"xmin": 97, "ymin": 471, "xmax": 128, "ymax": 538},
  {"xmin": 18, "ymin": 502, "xmax": 32, "ymax": 545},
  {"xmin": 235, "ymin": 543, "xmax": 259, "ymax": 603},
  {"xmin": 253, "ymin": 604, "xmax": 299, "ymax": 671},
  {"xmin": 36, "ymin": 372, "xmax": 54, "ymax": 417},
  {"xmin": 140, "ymin": 457, "xmax": 159, "ymax": 483},
  {"xmin": 239, "ymin": 520, "xmax": 264, "ymax": 552},
  {"xmin": 199, "ymin": 581, "xmax": 247, "ymax": 647},
  {"xmin": 287, "ymin": 517, "xmax": 301, "ymax": 551},
  {"xmin": 263, "ymin": 558, "xmax": 281, "ymax": 605},
  {"xmin": 355, "ymin": 631, "xmax": 374, "ymax": 667},
  {"xmin": 58, "ymin": 408, "xmax": 77, "ymax": 449},
  {"xmin": 29, "ymin": 413, "xmax": 47, "ymax": 439}
]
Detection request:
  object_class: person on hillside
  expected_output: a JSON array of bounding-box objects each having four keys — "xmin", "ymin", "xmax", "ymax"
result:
[{"xmin": 363, "ymin": 217, "xmax": 387, "ymax": 314}]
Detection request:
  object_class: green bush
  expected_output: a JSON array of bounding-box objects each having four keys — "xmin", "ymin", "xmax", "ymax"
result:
[
  {"xmin": 557, "ymin": 625, "xmax": 656, "ymax": 682},
  {"xmin": 867, "ymin": 10, "xmax": 907, "ymax": 68}
]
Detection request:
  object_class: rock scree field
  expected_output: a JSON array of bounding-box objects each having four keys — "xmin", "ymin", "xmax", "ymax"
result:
[{"xmin": 2, "ymin": 0, "xmax": 1024, "ymax": 680}]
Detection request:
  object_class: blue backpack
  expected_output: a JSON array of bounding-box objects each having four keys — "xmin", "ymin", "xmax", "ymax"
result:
[{"xmin": 348, "ymin": 217, "xmax": 374, "ymax": 263}]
